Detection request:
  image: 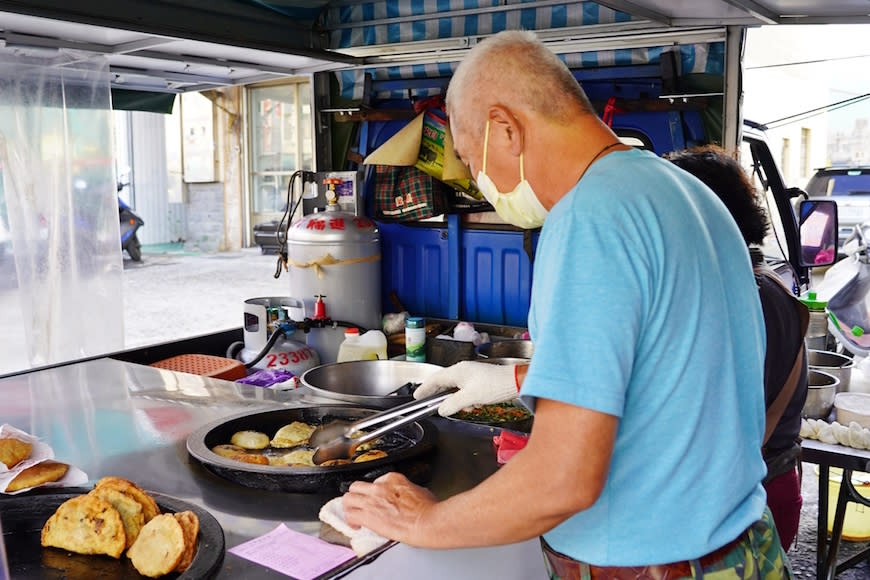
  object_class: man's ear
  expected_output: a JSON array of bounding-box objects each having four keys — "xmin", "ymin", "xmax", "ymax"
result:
[{"xmin": 487, "ymin": 106, "xmax": 523, "ymax": 157}]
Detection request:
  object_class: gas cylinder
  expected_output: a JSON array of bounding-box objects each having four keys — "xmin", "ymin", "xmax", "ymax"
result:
[
  {"xmin": 285, "ymin": 192, "xmax": 381, "ymax": 363},
  {"xmin": 239, "ymin": 297, "xmax": 320, "ymax": 373}
]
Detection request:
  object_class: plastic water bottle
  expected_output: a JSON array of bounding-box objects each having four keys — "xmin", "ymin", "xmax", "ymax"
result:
[
  {"xmin": 799, "ymin": 291, "xmax": 828, "ymax": 350},
  {"xmin": 337, "ymin": 328, "xmax": 388, "ymax": 362}
]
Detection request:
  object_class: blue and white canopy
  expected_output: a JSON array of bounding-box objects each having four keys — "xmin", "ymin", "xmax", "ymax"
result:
[{"xmin": 319, "ymin": 1, "xmax": 726, "ymax": 101}]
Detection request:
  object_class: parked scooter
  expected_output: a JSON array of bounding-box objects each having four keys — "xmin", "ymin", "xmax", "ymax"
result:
[{"xmin": 118, "ymin": 186, "xmax": 144, "ymax": 262}]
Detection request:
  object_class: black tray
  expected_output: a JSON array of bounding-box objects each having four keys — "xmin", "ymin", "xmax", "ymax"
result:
[
  {"xmin": 1, "ymin": 487, "xmax": 225, "ymax": 579},
  {"xmin": 186, "ymin": 406, "xmax": 438, "ymax": 494}
]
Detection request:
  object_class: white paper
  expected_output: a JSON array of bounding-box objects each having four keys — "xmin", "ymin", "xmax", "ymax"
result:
[{"xmin": 0, "ymin": 423, "xmax": 88, "ymax": 494}]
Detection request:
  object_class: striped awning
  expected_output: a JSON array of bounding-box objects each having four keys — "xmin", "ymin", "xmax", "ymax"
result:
[{"xmin": 320, "ymin": 1, "xmax": 726, "ymax": 101}]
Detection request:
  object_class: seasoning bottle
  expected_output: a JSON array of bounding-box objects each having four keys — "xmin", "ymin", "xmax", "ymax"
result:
[
  {"xmin": 799, "ymin": 291, "xmax": 828, "ymax": 351},
  {"xmin": 405, "ymin": 317, "xmax": 426, "ymax": 362}
]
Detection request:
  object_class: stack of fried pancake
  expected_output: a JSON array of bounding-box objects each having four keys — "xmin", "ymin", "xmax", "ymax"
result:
[{"xmin": 40, "ymin": 476, "xmax": 200, "ymax": 578}]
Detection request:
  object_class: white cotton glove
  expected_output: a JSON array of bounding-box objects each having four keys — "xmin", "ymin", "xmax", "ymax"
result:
[{"xmin": 413, "ymin": 360, "xmax": 520, "ymax": 417}]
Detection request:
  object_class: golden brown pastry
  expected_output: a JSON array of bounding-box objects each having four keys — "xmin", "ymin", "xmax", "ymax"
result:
[
  {"xmin": 94, "ymin": 476, "xmax": 160, "ymax": 523},
  {"xmin": 41, "ymin": 495, "xmax": 126, "ymax": 558},
  {"xmin": 88, "ymin": 486, "xmax": 145, "ymax": 548},
  {"xmin": 353, "ymin": 450, "xmax": 388, "ymax": 463},
  {"xmin": 271, "ymin": 421, "xmax": 315, "ymax": 448},
  {"xmin": 173, "ymin": 510, "xmax": 200, "ymax": 573},
  {"xmin": 230, "ymin": 430, "xmax": 270, "ymax": 450},
  {"xmin": 0, "ymin": 437, "xmax": 33, "ymax": 469},
  {"xmin": 6, "ymin": 461, "xmax": 68, "ymax": 492},
  {"xmin": 126, "ymin": 514, "xmax": 185, "ymax": 578}
]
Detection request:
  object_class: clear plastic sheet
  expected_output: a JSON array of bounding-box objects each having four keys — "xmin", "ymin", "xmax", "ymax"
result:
[{"xmin": 0, "ymin": 50, "xmax": 123, "ymax": 374}]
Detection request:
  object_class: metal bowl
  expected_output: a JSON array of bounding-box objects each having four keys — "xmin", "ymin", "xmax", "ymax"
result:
[
  {"xmin": 803, "ymin": 369, "xmax": 840, "ymax": 419},
  {"xmin": 808, "ymin": 349, "xmax": 854, "ymax": 393},
  {"xmin": 475, "ymin": 340, "xmax": 533, "ymax": 360},
  {"xmin": 300, "ymin": 360, "xmax": 443, "ymax": 409}
]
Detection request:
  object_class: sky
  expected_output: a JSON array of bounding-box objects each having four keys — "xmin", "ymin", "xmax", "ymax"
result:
[{"xmin": 744, "ymin": 25, "xmax": 870, "ymax": 134}]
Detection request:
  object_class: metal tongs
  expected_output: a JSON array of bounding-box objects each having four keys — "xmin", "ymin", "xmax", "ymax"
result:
[{"xmin": 310, "ymin": 388, "xmax": 456, "ymax": 465}]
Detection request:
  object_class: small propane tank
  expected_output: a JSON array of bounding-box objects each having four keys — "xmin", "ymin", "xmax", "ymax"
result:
[
  {"xmin": 239, "ymin": 297, "xmax": 321, "ymax": 374},
  {"xmin": 286, "ymin": 190, "xmax": 381, "ymax": 364}
]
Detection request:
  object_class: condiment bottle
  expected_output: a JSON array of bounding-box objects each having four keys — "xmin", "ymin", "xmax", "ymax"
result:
[
  {"xmin": 405, "ymin": 317, "xmax": 426, "ymax": 362},
  {"xmin": 799, "ymin": 291, "xmax": 828, "ymax": 350}
]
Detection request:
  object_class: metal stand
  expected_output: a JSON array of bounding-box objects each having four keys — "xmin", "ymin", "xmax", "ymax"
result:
[{"xmin": 816, "ymin": 464, "xmax": 870, "ymax": 580}]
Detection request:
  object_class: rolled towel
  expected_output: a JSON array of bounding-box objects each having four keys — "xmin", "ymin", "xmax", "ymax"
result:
[{"xmin": 318, "ymin": 497, "xmax": 389, "ymax": 557}]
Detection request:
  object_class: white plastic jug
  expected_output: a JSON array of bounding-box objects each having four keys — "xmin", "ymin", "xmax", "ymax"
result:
[{"xmin": 337, "ymin": 329, "xmax": 388, "ymax": 362}]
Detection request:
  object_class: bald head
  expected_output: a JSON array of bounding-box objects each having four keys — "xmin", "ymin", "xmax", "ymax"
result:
[{"xmin": 446, "ymin": 30, "xmax": 595, "ymax": 141}]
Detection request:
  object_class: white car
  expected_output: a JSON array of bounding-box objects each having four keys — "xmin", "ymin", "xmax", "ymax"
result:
[{"xmin": 805, "ymin": 166, "xmax": 870, "ymax": 254}]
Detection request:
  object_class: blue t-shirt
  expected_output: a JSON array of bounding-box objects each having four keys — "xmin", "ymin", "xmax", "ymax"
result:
[{"xmin": 522, "ymin": 148, "xmax": 768, "ymax": 566}]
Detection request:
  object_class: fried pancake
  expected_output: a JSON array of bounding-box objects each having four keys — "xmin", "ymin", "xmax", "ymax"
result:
[
  {"xmin": 211, "ymin": 444, "xmax": 246, "ymax": 458},
  {"xmin": 94, "ymin": 477, "xmax": 160, "ymax": 523},
  {"xmin": 230, "ymin": 430, "xmax": 270, "ymax": 450},
  {"xmin": 41, "ymin": 495, "xmax": 126, "ymax": 559},
  {"xmin": 270, "ymin": 421, "xmax": 315, "ymax": 448},
  {"xmin": 173, "ymin": 510, "xmax": 200, "ymax": 573},
  {"xmin": 0, "ymin": 437, "xmax": 33, "ymax": 468},
  {"xmin": 231, "ymin": 452, "xmax": 269, "ymax": 465},
  {"xmin": 6, "ymin": 460, "xmax": 68, "ymax": 492},
  {"xmin": 88, "ymin": 486, "xmax": 145, "ymax": 548},
  {"xmin": 271, "ymin": 449, "xmax": 315, "ymax": 466},
  {"xmin": 319, "ymin": 459, "xmax": 351, "ymax": 467},
  {"xmin": 353, "ymin": 450, "xmax": 388, "ymax": 463},
  {"xmin": 127, "ymin": 513, "xmax": 185, "ymax": 578}
]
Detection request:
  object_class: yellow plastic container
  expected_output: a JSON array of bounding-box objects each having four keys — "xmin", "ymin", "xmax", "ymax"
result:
[
  {"xmin": 816, "ymin": 466, "xmax": 870, "ymax": 541},
  {"xmin": 336, "ymin": 329, "xmax": 388, "ymax": 362}
]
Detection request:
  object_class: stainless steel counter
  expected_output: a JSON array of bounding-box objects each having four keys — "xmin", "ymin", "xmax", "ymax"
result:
[{"xmin": 0, "ymin": 358, "xmax": 547, "ymax": 579}]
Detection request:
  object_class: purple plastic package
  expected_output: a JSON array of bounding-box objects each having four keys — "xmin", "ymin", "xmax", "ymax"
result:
[{"xmin": 236, "ymin": 368, "xmax": 297, "ymax": 388}]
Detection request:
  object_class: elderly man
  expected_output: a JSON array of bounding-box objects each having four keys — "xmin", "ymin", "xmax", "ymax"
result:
[{"xmin": 342, "ymin": 30, "xmax": 792, "ymax": 578}]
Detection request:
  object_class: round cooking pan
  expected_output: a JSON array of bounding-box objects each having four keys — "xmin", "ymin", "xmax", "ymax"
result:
[
  {"xmin": 301, "ymin": 360, "xmax": 443, "ymax": 409},
  {"xmin": 187, "ymin": 405, "xmax": 437, "ymax": 493}
]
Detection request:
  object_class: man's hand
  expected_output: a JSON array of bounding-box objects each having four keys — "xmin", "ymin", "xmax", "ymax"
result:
[
  {"xmin": 413, "ymin": 360, "xmax": 521, "ymax": 416},
  {"xmin": 342, "ymin": 472, "xmax": 437, "ymax": 545}
]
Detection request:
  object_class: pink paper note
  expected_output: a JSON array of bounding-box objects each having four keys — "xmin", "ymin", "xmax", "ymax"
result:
[{"xmin": 229, "ymin": 524, "xmax": 355, "ymax": 580}]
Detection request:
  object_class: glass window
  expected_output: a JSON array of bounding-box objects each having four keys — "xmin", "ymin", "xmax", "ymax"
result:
[{"xmin": 248, "ymin": 81, "xmax": 313, "ymax": 215}]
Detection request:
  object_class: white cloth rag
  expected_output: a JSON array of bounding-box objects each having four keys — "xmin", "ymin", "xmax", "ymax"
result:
[{"xmin": 318, "ymin": 496, "xmax": 389, "ymax": 557}]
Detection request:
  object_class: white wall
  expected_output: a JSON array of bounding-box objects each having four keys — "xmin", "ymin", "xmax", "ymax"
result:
[{"xmin": 743, "ymin": 26, "xmax": 830, "ymax": 189}]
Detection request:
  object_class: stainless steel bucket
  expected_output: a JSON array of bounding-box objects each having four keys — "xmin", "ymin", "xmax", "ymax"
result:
[
  {"xmin": 803, "ymin": 369, "xmax": 840, "ymax": 419},
  {"xmin": 808, "ymin": 349, "xmax": 854, "ymax": 393}
]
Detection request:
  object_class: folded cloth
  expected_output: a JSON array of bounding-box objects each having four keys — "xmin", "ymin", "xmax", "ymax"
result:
[
  {"xmin": 0, "ymin": 424, "xmax": 88, "ymax": 494},
  {"xmin": 318, "ymin": 497, "xmax": 389, "ymax": 557},
  {"xmin": 493, "ymin": 431, "xmax": 529, "ymax": 464}
]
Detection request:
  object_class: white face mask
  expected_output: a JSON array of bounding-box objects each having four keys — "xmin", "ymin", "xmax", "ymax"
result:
[{"xmin": 476, "ymin": 120, "xmax": 548, "ymax": 229}]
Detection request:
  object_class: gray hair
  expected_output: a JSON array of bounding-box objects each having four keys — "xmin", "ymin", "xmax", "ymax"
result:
[{"xmin": 446, "ymin": 30, "xmax": 595, "ymax": 140}]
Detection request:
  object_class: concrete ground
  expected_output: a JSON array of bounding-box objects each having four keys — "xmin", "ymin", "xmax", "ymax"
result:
[
  {"xmin": 120, "ymin": 243, "xmax": 285, "ymax": 349},
  {"xmin": 792, "ymin": 465, "xmax": 870, "ymax": 578},
  {"xmin": 0, "ymin": 243, "xmax": 282, "ymax": 376}
]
